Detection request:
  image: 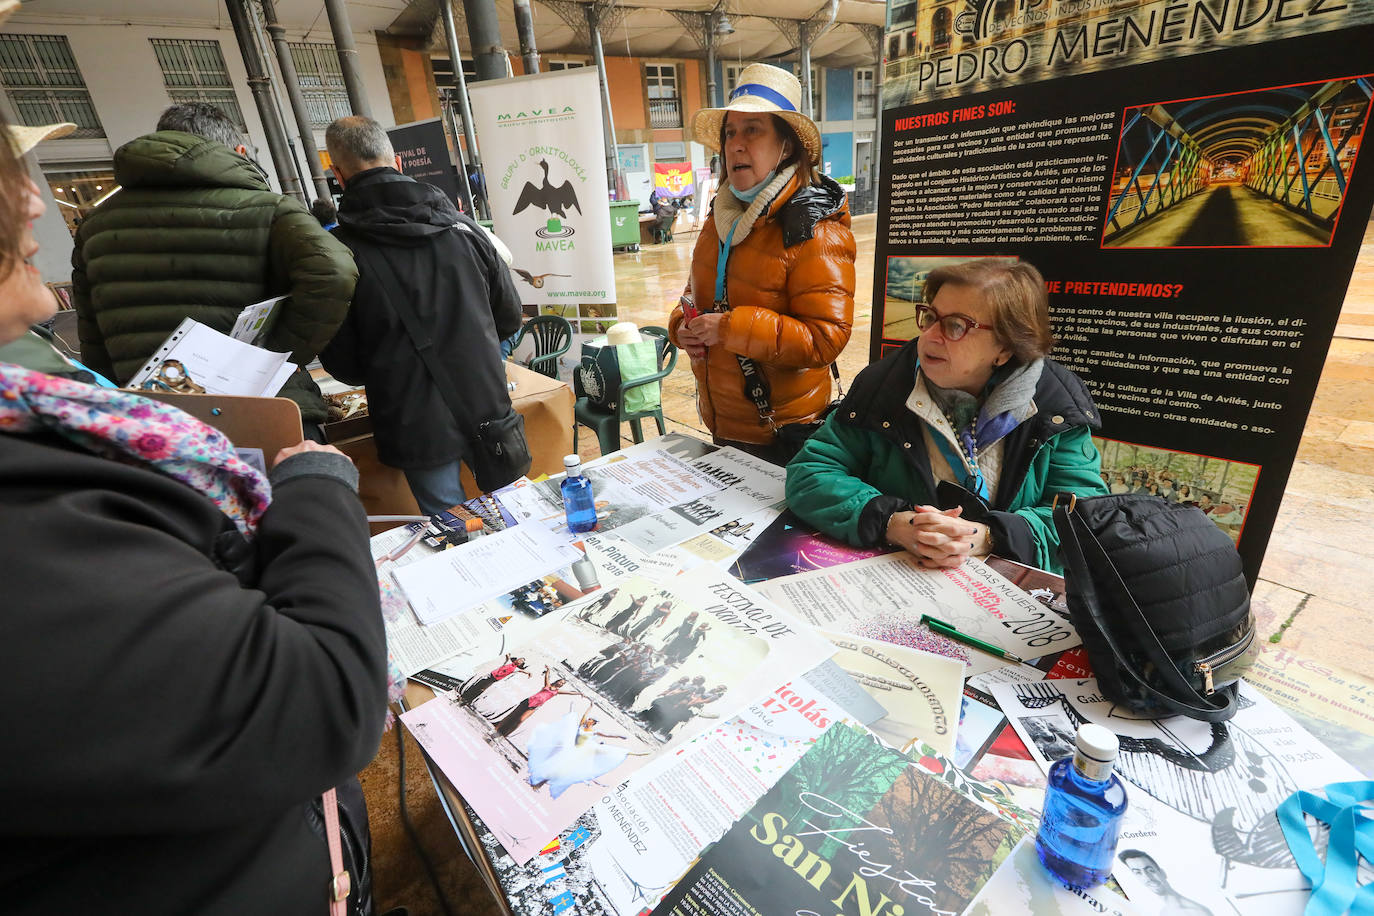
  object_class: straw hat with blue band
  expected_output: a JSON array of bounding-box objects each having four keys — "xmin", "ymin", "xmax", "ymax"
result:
[{"xmin": 690, "ymin": 62, "xmax": 822, "ymax": 166}]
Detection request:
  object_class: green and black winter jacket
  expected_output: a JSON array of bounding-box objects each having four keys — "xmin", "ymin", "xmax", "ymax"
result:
[
  {"xmin": 72, "ymin": 131, "xmax": 357, "ymax": 423},
  {"xmin": 786, "ymin": 340, "xmax": 1110, "ymax": 573}
]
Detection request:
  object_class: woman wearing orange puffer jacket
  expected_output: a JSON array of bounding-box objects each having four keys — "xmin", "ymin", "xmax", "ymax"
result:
[{"xmin": 669, "ymin": 63, "xmax": 856, "ymax": 465}]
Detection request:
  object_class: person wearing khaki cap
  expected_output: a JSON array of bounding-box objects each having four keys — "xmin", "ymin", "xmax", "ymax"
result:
[{"xmin": 668, "ymin": 62, "xmax": 856, "ymax": 465}]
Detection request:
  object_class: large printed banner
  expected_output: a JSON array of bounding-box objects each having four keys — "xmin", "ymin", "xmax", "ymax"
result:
[
  {"xmin": 469, "ymin": 68, "xmax": 615, "ymax": 307},
  {"xmin": 388, "ymin": 118, "xmax": 466, "ymax": 213},
  {"xmin": 873, "ymin": 0, "xmax": 1374, "ymax": 582}
]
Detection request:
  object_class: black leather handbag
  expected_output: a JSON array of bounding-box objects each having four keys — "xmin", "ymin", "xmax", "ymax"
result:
[
  {"xmin": 1053, "ymin": 493, "xmax": 1258, "ymax": 722},
  {"xmin": 471, "ymin": 407, "xmax": 532, "ymax": 494}
]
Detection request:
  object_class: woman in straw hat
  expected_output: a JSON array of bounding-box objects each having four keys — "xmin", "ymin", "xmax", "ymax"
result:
[
  {"xmin": 0, "ymin": 36, "xmax": 390, "ymax": 909},
  {"xmin": 669, "ymin": 62, "xmax": 855, "ymax": 465}
]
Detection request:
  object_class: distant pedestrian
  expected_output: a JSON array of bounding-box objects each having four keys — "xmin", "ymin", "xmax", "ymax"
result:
[{"xmin": 310, "ymin": 197, "xmax": 338, "ymax": 230}]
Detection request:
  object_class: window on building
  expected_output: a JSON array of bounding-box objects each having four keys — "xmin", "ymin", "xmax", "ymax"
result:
[
  {"xmin": 645, "ymin": 63, "xmax": 681, "ymax": 129},
  {"xmin": 723, "ymin": 63, "xmax": 744, "ymax": 99},
  {"xmin": 149, "ymin": 38, "xmax": 247, "ymax": 131},
  {"xmin": 931, "ymin": 8, "xmax": 952, "ymax": 50},
  {"xmin": 889, "ymin": 2, "xmax": 918, "ymax": 27},
  {"xmin": 0, "ymin": 33, "xmax": 104, "ymax": 138},
  {"xmin": 547, "ymin": 60, "xmax": 587, "ymax": 70},
  {"xmin": 288, "ymin": 42, "xmax": 350, "ymax": 128},
  {"xmin": 430, "ymin": 56, "xmax": 476, "ymax": 88},
  {"xmin": 856, "ymin": 68, "xmax": 876, "ymax": 118}
]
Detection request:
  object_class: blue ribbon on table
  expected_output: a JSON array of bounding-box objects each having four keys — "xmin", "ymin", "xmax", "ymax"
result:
[{"xmin": 1276, "ymin": 780, "xmax": 1374, "ymax": 915}]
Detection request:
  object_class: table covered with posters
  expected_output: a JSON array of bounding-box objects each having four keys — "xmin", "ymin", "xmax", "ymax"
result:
[
  {"xmin": 385, "ymin": 436, "xmax": 1373, "ymax": 916},
  {"xmin": 327, "ymin": 360, "xmax": 573, "ymax": 519}
]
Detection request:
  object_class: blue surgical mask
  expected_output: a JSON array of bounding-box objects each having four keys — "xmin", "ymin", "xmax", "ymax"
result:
[{"xmin": 730, "ymin": 170, "xmax": 776, "ymax": 203}]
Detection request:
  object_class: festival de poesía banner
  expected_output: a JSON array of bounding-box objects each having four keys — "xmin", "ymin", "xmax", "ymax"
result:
[
  {"xmin": 468, "ymin": 68, "xmax": 616, "ymax": 307},
  {"xmin": 873, "ymin": 0, "xmax": 1374, "ymax": 582}
]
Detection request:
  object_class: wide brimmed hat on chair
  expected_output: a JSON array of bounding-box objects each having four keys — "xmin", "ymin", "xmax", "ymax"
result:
[{"xmin": 690, "ymin": 63, "xmax": 822, "ymax": 166}]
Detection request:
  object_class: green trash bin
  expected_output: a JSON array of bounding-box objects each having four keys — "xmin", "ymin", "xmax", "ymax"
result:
[{"xmin": 609, "ymin": 200, "xmax": 641, "ymax": 251}]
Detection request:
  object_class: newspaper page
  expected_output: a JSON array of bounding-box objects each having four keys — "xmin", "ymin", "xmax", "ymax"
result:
[
  {"xmin": 991, "ymin": 678, "xmax": 1365, "ymax": 916},
  {"xmin": 400, "ymin": 569, "xmax": 834, "ymax": 863},
  {"xmin": 498, "ymin": 450, "xmax": 728, "ymax": 535},
  {"xmin": 756, "ymin": 553, "xmax": 1082, "ymax": 677},
  {"xmin": 377, "ymin": 523, "xmax": 629, "ymax": 678},
  {"xmin": 611, "ymin": 447, "xmax": 788, "ymax": 553}
]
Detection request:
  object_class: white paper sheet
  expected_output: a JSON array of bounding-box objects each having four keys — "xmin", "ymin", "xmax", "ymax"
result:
[
  {"xmin": 757, "ymin": 553, "xmax": 1081, "ymax": 677},
  {"xmin": 125, "ymin": 317, "xmax": 294, "ymax": 397},
  {"xmin": 391, "ymin": 522, "xmax": 584, "ymax": 625}
]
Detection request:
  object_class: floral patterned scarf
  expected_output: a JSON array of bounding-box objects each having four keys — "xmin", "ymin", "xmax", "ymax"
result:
[
  {"xmin": 1, "ymin": 363, "xmax": 406, "ymax": 710},
  {"xmin": 0, "ymin": 362, "xmax": 270, "ymax": 534}
]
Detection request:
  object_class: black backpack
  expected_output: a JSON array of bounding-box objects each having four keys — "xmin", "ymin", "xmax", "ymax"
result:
[{"xmin": 1053, "ymin": 494, "xmax": 1257, "ymax": 722}]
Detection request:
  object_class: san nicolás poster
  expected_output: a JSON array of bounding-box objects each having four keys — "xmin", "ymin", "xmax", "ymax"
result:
[
  {"xmin": 651, "ymin": 722, "xmax": 1019, "ymax": 916},
  {"xmin": 873, "ymin": 0, "xmax": 1374, "ymax": 582},
  {"xmin": 469, "ymin": 68, "xmax": 616, "ymax": 307}
]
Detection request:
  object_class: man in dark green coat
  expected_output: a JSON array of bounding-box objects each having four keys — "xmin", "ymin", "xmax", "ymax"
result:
[{"xmin": 71, "ymin": 103, "xmax": 357, "ymax": 427}]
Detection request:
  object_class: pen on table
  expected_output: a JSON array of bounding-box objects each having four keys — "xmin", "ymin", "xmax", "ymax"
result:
[{"xmin": 920, "ymin": 614, "xmax": 1025, "ymax": 664}]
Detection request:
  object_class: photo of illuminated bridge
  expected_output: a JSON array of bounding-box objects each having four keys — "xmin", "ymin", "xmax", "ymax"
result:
[{"xmin": 1102, "ymin": 77, "xmax": 1372, "ymax": 248}]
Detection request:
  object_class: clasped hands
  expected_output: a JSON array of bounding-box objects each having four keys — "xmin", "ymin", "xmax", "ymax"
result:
[
  {"xmin": 676, "ymin": 312, "xmax": 726, "ymax": 360},
  {"xmin": 886, "ymin": 505, "xmax": 990, "ymax": 569}
]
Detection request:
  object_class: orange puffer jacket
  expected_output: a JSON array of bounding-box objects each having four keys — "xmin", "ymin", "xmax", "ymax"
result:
[{"xmin": 668, "ymin": 172, "xmax": 856, "ymax": 445}]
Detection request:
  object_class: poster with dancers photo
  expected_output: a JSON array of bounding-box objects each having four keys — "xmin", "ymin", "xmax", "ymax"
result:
[
  {"xmin": 401, "ymin": 572, "xmax": 834, "ymax": 862},
  {"xmin": 990, "ymin": 678, "xmax": 1365, "ymax": 915}
]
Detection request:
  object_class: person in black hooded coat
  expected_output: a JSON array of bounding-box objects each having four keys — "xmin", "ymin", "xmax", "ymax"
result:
[{"xmin": 320, "ymin": 116, "xmax": 523, "ymax": 514}]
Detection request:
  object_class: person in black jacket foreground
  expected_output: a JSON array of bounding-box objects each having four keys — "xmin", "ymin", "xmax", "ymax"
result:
[
  {"xmin": 320, "ymin": 115, "xmax": 524, "ymax": 514},
  {"xmin": 0, "ymin": 107, "xmax": 389, "ymax": 914}
]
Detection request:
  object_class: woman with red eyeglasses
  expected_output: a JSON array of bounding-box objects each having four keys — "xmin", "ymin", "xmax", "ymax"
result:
[{"xmin": 786, "ymin": 260, "xmax": 1108, "ymax": 574}]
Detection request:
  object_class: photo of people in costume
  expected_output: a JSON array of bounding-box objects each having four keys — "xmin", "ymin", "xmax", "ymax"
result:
[{"xmin": 399, "ymin": 572, "xmax": 832, "ymax": 863}]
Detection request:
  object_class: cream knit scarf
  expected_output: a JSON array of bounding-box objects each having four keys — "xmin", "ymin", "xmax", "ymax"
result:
[{"xmin": 712, "ymin": 164, "xmax": 798, "ymax": 249}]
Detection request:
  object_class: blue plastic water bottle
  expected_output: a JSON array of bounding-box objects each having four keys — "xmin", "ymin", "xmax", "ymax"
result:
[
  {"xmin": 1035, "ymin": 723, "xmax": 1129, "ymax": 888},
  {"xmin": 560, "ymin": 454, "xmax": 598, "ymax": 534}
]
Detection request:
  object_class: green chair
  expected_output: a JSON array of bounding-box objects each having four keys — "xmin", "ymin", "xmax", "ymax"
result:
[
  {"xmin": 511, "ymin": 314, "xmax": 572, "ymax": 379},
  {"xmin": 574, "ymin": 326, "xmax": 678, "ymax": 454}
]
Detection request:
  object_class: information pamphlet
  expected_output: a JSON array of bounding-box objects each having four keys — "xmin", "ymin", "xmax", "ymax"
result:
[
  {"xmin": 401, "ymin": 569, "xmax": 834, "ymax": 862},
  {"xmin": 965, "ymin": 837, "xmax": 1138, "ymax": 916},
  {"xmin": 650, "ymin": 721, "xmax": 1020, "ymax": 916}
]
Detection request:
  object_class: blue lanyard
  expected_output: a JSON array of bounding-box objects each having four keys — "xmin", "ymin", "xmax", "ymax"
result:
[
  {"xmin": 1277, "ymin": 780, "xmax": 1374, "ymax": 915},
  {"xmin": 713, "ymin": 218, "xmax": 740, "ymax": 307},
  {"xmin": 930, "ymin": 428, "xmax": 990, "ymax": 500}
]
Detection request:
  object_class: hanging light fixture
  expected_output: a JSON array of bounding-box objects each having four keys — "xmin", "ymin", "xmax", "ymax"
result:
[{"xmin": 713, "ymin": 12, "xmax": 735, "ymax": 35}]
